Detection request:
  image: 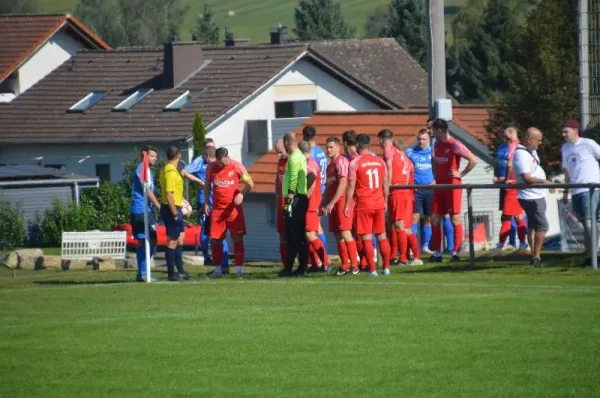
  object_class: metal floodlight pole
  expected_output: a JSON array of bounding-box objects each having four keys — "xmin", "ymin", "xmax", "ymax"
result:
[
  {"xmin": 426, "ymin": 0, "xmax": 447, "ymax": 116},
  {"xmin": 579, "ymin": 0, "xmax": 591, "ymax": 130}
]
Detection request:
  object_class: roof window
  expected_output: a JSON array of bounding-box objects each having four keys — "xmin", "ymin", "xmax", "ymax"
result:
[
  {"xmin": 113, "ymin": 89, "xmax": 153, "ymax": 112},
  {"xmin": 163, "ymin": 90, "xmax": 192, "ymax": 111},
  {"xmin": 67, "ymin": 91, "xmax": 107, "ymax": 112}
]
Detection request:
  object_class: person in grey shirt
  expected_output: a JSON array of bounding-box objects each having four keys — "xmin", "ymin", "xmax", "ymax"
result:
[{"xmin": 561, "ymin": 119, "xmax": 600, "ymax": 265}]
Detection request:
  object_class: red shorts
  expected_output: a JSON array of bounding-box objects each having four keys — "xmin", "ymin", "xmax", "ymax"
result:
[
  {"xmin": 276, "ymin": 205, "xmax": 285, "ymax": 233},
  {"xmin": 355, "ymin": 207, "xmax": 386, "ymax": 235},
  {"xmin": 388, "ymin": 192, "xmax": 413, "ymax": 226},
  {"xmin": 501, "ymin": 188, "xmax": 524, "ymax": 217},
  {"xmin": 432, "ymin": 188, "xmax": 462, "ymax": 215},
  {"xmin": 329, "ymin": 201, "xmax": 353, "ymax": 233},
  {"xmin": 306, "ymin": 211, "xmax": 320, "ymax": 232},
  {"xmin": 210, "ymin": 206, "xmax": 246, "ymax": 240}
]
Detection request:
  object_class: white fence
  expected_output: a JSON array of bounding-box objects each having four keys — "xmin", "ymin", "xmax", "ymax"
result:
[{"xmin": 61, "ymin": 231, "xmax": 127, "ymax": 260}]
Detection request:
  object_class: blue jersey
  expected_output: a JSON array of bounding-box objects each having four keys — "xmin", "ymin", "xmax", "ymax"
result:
[
  {"xmin": 405, "ymin": 145, "xmax": 434, "ymax": 185},
  {"xmin": 495, "ymin": 144, "xmax": 509, "ymax": 179},
  {"xmin": 311, "ymin": 145, "xmax": 328, "ymax": 193},
  {"xmin": 130, "ymin": 162, "xmax": 155, "ymax": 214},
  {"xmin": 184, "ymin": 156, "xmax": 210, "ymax": 206}
]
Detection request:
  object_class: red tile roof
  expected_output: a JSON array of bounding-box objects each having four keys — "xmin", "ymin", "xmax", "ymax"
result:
[
  {"xmin": 248, "ymin": 111, "xmax": 429, "ymax": 193},
  {"xmin": 0, "ymin": 13, "xmax": 111, "ymax": 83}
]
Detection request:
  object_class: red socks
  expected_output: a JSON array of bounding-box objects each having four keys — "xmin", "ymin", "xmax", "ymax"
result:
[
  {"xmin": 453, "ymin": 223, "xmax": 463, "ymax": 254},
  {"xmin": 212, "ymin": 241, "xmax": 223, "ymax": 266},
  {"xmin": 378, "ymin": 239, "xmax": 391, "ymax": 270},
  {"xmin": 431, "ymin": 223, "xmax": 442, "ymax": 252},
  {"xmin": 310, "ymin": 239, "xmax": 329, "ymax": 267},
  {"xmin": 234, "ymin": 241, "xmax": 244, "ymax": 266},
  {"xmin": 517, "ymin": 218, "xmax": 527, "ymax": 243},
  {"xmin": 408, "ymin": 233, "xmax": 421, "ymax": 259},
  {"xmin": 363, "ymin": 238, "xmax": 376, "ymax": 273},
  {"xmin": 398, "ymin": 230, "xmax": 408, "ymax": 263},
  {"xmin": 346, "ymin": 240, "xmax": 358, "ymax": 269},
  {"xmin": 389, "ymin": 229, "xmax": 398, "ymax": 260},
  {"xmin": 279, "ymin": 243, "xmax": 287, "ymax": 264},
  {"xmin": 337, "ymin": 241, "xmax": 349, "ymax": 271},
  {"xmin": 499, "ymin": 220, "xmax": 511, "ymax": 244}
]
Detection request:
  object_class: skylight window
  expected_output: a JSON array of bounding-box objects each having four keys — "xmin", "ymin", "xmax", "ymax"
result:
[
  {"xmin": 68, "ymin": 91, "xmax": 107, "ymax": 113},
  {"xmin": 163, "ymin": 90, "xmax": 192, "ymax": 111},
  {"xmin": 113, "ymin": 88, "xmax": 153, "ymax": 112}
]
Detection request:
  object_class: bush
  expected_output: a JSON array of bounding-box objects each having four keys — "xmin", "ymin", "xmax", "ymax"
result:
[
  {"xmin": 40, "ymin": 198, "xmax": 94, "ymax": 246},
  {"xmin": 0, "ymin": 197, "xmax": 26, "ymax": 250},
  {"xmin": 80, "ymin": 182, "xmax": 130, "ymax": 231}
]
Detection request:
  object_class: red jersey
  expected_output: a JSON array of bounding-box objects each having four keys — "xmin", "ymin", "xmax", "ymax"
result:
[
  {"xmin": 307, "ymin": 157, "xmax": 322, "ymax": 211},
  {"xmin": 325, "ymin": 155, "xmax": 349, "ymax": 203},
  {"xmin": 206, "ymin": 159, "xmax": 249, "ymax": 210},
  {"xmin": 433, "ymin": 137, "xmax": 472, "ymax": 184},
  {"xmin": 507, "ymin": 140, "xmax": 518, "ymax": 182},
  {"xmin": 348, "ymin": 153, "xmax": 387, "ymax": 210},
  {"xmin": 276, "ymin": 157, "xmax": 288, "ymax": 206},
  {"xmin": 384, "ymin": 145, "xmax": 412, "ymax": 188}
]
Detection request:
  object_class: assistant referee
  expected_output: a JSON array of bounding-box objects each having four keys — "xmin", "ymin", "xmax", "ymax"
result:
[{"xmin": 280, "ymin": 132, "xmax": 309, "ymax": 277}]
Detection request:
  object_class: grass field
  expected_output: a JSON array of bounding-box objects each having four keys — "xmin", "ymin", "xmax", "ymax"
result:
[
  {"xmin": 1, "ymin": 253, "xmax": 600, "ymax": 397},
  {"xmin": 37, "ymin": 0, "xmax": 471, "ymax": 43}
]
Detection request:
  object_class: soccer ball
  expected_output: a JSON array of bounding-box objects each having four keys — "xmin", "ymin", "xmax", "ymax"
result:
[{"xmin": 181, "ymin": 199, "xmax": 192, "ymax": 217}]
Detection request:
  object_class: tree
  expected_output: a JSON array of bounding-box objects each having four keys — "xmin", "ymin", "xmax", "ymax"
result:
[
  {"xmin": 0, "ymin": 0, "xmax": 37, "ymax": 14},
  {"xmin": 488, "ymin": 0, "xmax": 579, "ymax": 168},
  {"xmin": 380, "ymin": 0, "xmax": 427, "ymax": 66},
  {"xmin": 191, "ymin": 4, "xmax": 220, "ymax": 44},
  {"xmin": 363, "ymin": 5, "xmax": 387, "ymax": 39},
  {"xmin": 293, "ymin": 0, "xmax": 355, "ymax": 41},
  {"xmin": 192, "ymin": 111, "xmax": 206, "ymax": 158},
  {"xmin": 74, "ymin": 0, "xmax": 189, "ymax": 47}
]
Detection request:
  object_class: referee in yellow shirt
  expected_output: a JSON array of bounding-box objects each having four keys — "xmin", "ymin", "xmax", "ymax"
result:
[{"xmin": 159, "ymin": 146, "xmax": 190, "ymax": 281}]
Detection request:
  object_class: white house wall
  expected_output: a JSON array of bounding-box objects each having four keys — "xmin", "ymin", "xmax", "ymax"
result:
[
  {"xmin": 17, "ymin": 29, "xmax": 86, "ymax": 95},
  {"xmin": 206, "ymin": 58, "xmax": 381, "ymax": 167}
]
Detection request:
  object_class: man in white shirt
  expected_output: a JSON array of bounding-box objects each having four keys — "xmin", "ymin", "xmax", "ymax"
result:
[
  {"xmin": 513, "ymin": 127, "xmax": 554, "ymax": 267},
  {"xmin": 561, "ymin": 119, "xmax": 600, "ymax": 265}
]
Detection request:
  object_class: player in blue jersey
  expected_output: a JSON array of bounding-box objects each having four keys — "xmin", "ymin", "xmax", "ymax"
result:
[
  {"xmin": 302, "ymin": 126, "xmax": 328, "ymax": 264},
  {"xmin": 182, "ymin": 140, "xmax": 229, "ymax": 270},
  {"xmin": 406, "ymin": 129, "xmax": 435, "ymax": 254},
  {"xmin": 130, "ymin": 146, "xmax": 161, "ymax": 282}
]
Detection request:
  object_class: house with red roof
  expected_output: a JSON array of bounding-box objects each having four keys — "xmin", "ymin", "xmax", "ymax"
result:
[{"xmin": 0, "ymin": 13, "xmax": 111, "ymax": 103}]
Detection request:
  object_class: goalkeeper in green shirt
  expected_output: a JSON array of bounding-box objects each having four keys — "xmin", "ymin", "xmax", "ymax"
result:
[{"xmin": 279, "ymin": 132, "xmax": 309, "ymax": 277}]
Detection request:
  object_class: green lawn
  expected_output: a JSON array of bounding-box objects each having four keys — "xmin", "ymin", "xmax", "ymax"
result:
[
  {"xmin": 37, "ymin": 0, "xmax": 471, "ymax": 43},
  {"xmin": 1, "ymin": 253, "xmax": 600, "ymax": 397}
]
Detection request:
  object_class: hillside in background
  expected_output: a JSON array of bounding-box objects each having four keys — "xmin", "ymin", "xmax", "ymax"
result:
[{"xmin": 38, "ymin": 0, "xmax": 470, "ymax": 44}]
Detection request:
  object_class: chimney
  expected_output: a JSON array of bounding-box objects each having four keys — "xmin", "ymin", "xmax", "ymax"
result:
[
  {"xmin": 270, "ymin": 23, "xmax": 287, "ymax": 45},
  {"xmin": 163, "ymin": 42, "xmax": 204, "ymax": 89}
]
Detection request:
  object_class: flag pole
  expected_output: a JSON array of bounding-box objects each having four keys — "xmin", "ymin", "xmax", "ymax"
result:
[{"xmin": 142, "ymin": 151, "xmax": 152, "ymax": 283}]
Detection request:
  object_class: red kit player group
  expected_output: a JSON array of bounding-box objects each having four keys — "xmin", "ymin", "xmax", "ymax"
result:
[{"xmin": 274, "ymin": 118, "xmax": 480, "ymax": 276}]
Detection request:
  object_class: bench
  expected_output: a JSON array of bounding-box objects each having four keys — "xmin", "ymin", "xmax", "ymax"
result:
[{"xmin": 61, "ymin": 231, "xmax": 127, "ymax": 262}]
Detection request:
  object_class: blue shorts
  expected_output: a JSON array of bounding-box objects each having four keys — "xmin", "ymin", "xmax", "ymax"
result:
[
  {"xmin": 572, "ymin": 190, "xmax": 600, "ymax": 221},
  {"xmin": 414, "ymin": 189, "xmax": 433, "ymax": 216},
  {"xmin": 160, "ymin": 205, "xmax": 184, "ymax": 238},
  {"xmin": 130, "ymin": 213, "xmax": 156, "ymax": 240}
]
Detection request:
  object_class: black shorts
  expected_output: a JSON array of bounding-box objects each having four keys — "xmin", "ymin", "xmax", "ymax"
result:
[
  {"xmin": 414, "ymin": 189, "xmax": 433, "ymax": 216},
  {"xmin": 130, "ymin": 212, "xmax": 156, "ymax": 240},
  {"xmin": 160, "ymin": 204, "xmax": 184, "ymax": 238}
]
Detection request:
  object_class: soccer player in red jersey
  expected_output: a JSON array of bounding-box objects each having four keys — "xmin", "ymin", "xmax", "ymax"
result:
[
  {"xmin": 204, "ymin": 147, "xmax": 255, "ymax": 278},
  {"xmin": 300, "ymin": 141, "xmax": 331, "ymax": 271},
  {"xmin": 430, "ymin": 119, "xmax": 479, "ymax": 262},
  {"xmin": 493, "ymin": 127, "xmax": 527, "ymax": 252},
  {"xmin": 345, "ymin": 134, "xmax": 391, "ymax": 276},
  {"xmin": 322, "ymin": 136, "xmax": 359, "ymax": 275},
  {"xmin": 274, "ymin": 138, "xmax": 289, "ymax": 264}
]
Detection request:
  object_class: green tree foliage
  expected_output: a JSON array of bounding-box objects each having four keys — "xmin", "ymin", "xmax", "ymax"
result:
[
  {"xmin": 75, "ymin": 0, "xmax": 189, "ymax": 47},
  {"xmin": 488, "ymin": 0, "xmax": 579, "ymax": 167},
  {"xmin": 192, "ymin": 112, "xmax": 206, "ymax": 158},
  {"xmin": 293, "ymin": 0, "xmax": 355, "ymax": 41},
  {"xmin": 40, "ymin": 199, "xmax": 95, "ymax": 246},
  {"xmin": 0, "ymin": 196, "xmax": 25, "ymax": 251},
  {"xmin": 0, "ymin": 0, "xmax": 37, "ymax": 14},
  {"xmin": 191, "ymin": 4, "xmax": 220, "ymax": 44},
  {"xmin": 363, "ymin": 5, "xmax": 387, "ymax": 39},
  {"xmin": 380, "ymin": 0, "xmax": 427, "ymax": 66},
  {"xmin": 80, "ymin": 183, "xmax": 130, "ymax": 231}
]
